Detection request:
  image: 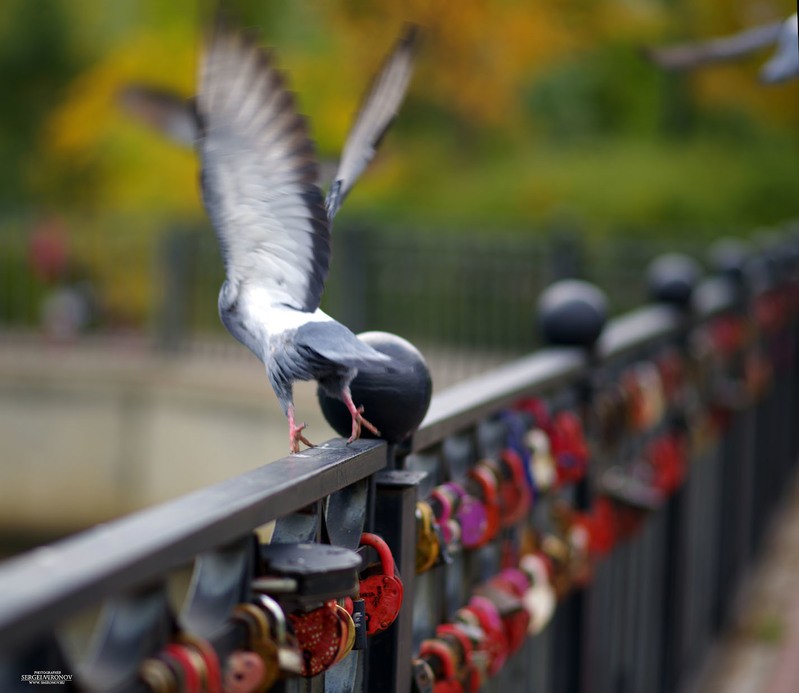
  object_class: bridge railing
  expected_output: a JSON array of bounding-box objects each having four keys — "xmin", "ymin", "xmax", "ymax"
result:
[{"xmin": 1, "ymin": 231, "xmax": 798, "ymax": 693}]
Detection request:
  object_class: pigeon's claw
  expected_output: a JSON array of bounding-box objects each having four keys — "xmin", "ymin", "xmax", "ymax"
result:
[
  {"xmin": 288, "ymin": 407, "xmax": 315, "ymax": 454},
  {"xmin": 342, "ymin": 391, "xmax": 381, "ymax": 444}
]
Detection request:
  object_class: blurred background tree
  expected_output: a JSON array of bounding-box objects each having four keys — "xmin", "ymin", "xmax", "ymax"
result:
[{"xmin": 0, "ymin": 0, "xmax": 797, "ymax": 324}]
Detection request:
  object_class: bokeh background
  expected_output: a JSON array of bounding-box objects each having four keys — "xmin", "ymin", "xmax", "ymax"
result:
[{"xmin": 0, "ymin": 0, "xmax": 797, "ymax": 544}]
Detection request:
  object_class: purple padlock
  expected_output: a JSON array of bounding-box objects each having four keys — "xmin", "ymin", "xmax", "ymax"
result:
[{"xmin": 442, "ymin": 482, "xmax": 488, "ymax": 550}]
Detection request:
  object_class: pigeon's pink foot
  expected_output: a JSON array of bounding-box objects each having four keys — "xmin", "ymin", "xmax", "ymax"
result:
[
  {"xmin": 288, "ymin": 406, "xmax": 315, "ymax": 454},
  {"xmin": 342, "ymin": 390, "xmax": 380, "ymax": 443}
]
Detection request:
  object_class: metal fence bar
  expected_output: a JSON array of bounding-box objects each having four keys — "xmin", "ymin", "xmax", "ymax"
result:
[{"xmin": 0, "ymin": 439, "xmax": 386, "ymax": 652}]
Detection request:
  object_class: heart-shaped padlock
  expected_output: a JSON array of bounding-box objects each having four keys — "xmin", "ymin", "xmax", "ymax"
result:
[
  {"xmin": 359, "ymin": 532, "xmax": 404, "ymax": 636},
  {"xmin": 288, "ymin": 601, "xmax": 344, "ymax": 677},
  {"xmin": 441, "ymin": 482, "xmax": 488, "ymax": 550}
]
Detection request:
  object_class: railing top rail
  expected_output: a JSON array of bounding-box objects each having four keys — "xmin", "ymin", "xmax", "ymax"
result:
[
  {"xmin": 412, "ymin": 349, "xmax": 587, "ymax": 451},
  {"xmin": 0, "ymin": 439, "xmax": 385, "ymax": 651}
]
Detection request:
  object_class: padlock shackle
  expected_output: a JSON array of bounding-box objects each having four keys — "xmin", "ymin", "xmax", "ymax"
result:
[
  {"xmin": 359, "ymin": 532, "xmax": 397, "ymax": 576},
  {"xmin": 177, "ymin": 633, "xmax": 222, "ymax": 693},
  {"xmin": 419, "ymin": 638, "xmax": 457, "ymax": 680},
  {"xmin": 164, "ymin": 643, "xmax": 203, "ymax": 693},
  {"xmin": 256, "ymin": 593, "xmax": 287, "ymax": 643}
]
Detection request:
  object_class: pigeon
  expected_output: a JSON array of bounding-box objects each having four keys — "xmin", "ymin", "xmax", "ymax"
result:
[
  {"xmin": 645, "ymin": 13, "xmax": 798, "ymax": 84},
  {"xmin": 195, "ymin": 22, "xmax": 418, "ymax": 453}
]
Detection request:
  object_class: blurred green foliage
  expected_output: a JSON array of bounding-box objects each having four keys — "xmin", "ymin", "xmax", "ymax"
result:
[{"xmin": 0, "ymin": 0, "xmax": 797, "ymax": 323}]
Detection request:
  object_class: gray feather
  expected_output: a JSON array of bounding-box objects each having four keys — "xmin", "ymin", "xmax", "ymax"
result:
[
  {"xmin": 118, "ymin": 84, "xmax": 199, "ymax": 146},
  {"xmin": 294, "ymin": 322, "xmax": 391, "ymax": 372},
  {"xmin": 197, "ymin": 25, "xmax": 331, "ymax": 313},
  {"xmin": 645, "ymin": 20, "xmax": 784, "ymax": 70},
  {"xmin": 325, "ymin": 24, "xmax": 420, "ymax": 220}
]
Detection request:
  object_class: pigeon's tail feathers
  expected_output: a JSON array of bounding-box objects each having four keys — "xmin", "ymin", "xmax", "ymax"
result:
[
  {"xmin": 294, "ymin": 321, "xmax": 393, "ymax": 372},
  {"xmin": 325, "ymin": 23, "xmax": 421, "ymax": 220}
]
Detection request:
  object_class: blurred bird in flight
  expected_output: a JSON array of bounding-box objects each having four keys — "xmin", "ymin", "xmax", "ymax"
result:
[{"xmin": 645, "ymin": 12, "xmax": 798, "ymax": 84}]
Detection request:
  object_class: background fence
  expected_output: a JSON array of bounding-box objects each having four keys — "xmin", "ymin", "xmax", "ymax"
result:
[{"xmin": 0, "ymin": 225, "xmax": 797, "ymax": 692}]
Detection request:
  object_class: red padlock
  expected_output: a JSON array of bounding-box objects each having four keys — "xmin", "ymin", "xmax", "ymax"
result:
[
  {"xmin": 481, "ymin": 575, "xmax": 531, "ymax": 655},
  {"xmin": 359, "ymin": 532, "xmax": 404, "ymax": 636},
  {"xmin": 649, "ymin": 432, "xmax": 687, "ymax": 495},
  {"xmin": 487, "ymin": 449, "xmax": 532, "ymax": 528},
  {"xmin": 419, "ymin": 639, "xmax": 465, "ymax": 693},
  {"xmin": 467, "ymin": 463, "xmax": 501, "ymax": 546},
  {"xmin": 288, "ymin": 601, "xmax": 343, "ymax": 677},
  {"xmin": 549, "ymin": 411, "xmax": 589, "ymax": 485},
  {"xmin": 462, "ymin": 596, "xmax": 509, "ymax": 677},
  {"xmin": 575, "ymin": 496, "xmax": 618, "ymax": 556},
  {"xmin": 435, "ymin": 624, "xmax": 481, "ymax": 693}
]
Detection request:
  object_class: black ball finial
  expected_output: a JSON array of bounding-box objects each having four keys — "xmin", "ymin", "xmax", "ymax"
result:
[
  {"xmin": 318, "ymin": 332, "xmax": 432, "ymax": 445},
  {"xmin": 708, "ymin": 239, "xmax": 749, "ymax": 283},
  {"xmin": 537, "ymin": 279, "xmax": 608, "ymax": 348},
  {"xmin": 647, "ymin": 253, "xmax": 702, "ymax": 308}
]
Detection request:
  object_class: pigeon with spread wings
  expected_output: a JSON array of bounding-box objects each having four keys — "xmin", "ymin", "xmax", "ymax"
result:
[
  {"xmin": 196, "ymin": 23, "xmax": 418, "ymax": 453},
  {"xmin": 645, "ymin": 13, "xmax": 798, "ymax": 84}
]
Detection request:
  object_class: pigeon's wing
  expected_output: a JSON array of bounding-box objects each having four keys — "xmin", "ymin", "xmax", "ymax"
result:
[
  {"xmin": 325, "ymin": 24, "xmax": 420, "ymax": 220},
  {"xmin": 198, "ymin": 26, "xmax": 330, "ymax": 313},
  {"xmin": 760, "ymin": 14, "xmax": 799, "ymax": 83},
  {"xmin": 645, "ymin": 20, "xmax": 784, "ymax": 70},
  {"xmin": 118, "ymin": 84, "xmax": 199, "ymax": 147}
]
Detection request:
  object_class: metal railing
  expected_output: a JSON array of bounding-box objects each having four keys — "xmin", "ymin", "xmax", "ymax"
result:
[{"xmin": 0, "ymin": 230, "xmax": 798, "ymax": 693}]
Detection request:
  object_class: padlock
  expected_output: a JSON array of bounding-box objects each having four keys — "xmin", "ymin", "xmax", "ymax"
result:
[
  {"xmin": 466, "ymin": 464, "xmax": 500, "ymax": 546},
  {"xmin": 139, "ymin": 656, "xmax": 179, "ymax": 693},
  {"xmin": 518, "ymin": 553, "xmax": 556, "ymax": 635},
  {"xmin": 592, "ymin": 385, "xmax": 628, "ymax": 450},
  {"xmin": 549, "ymin": 411, "xmax": 589, "ymax": 486},
  {"xmin": 224, "ymin": 651, "xmax": 269, "ymax": 693},
  {"xmin": 416, "ymin": 500, "xmax": 442, "ymax": 573},
  {"xmin": 573, "ymin": 496, "xmax": 617, "ymax": 557},
  {"xmin": 539, "ymin": 533, "xmax": 573, "ymax": 598},
  {"xmin": 419, "ymin": 638, "xmax": 465, "ymax": 693},
  {"xmin": 649, "ymin": 432, "xmax": 687, "ymax": 495},
  {"xmin": 442, "ymin": 481, "xmax": 488, "ymax": 550},
  {"xmin": 435, "ymin": 624, "xmax": 481, "ymax": 693},
  {"xmin": 429, "ymin": 487, "xmax": 462, "ymax": 550},
  {"xmin": 254, "ymin": 594, "xmax": 303, "ymax": 676},
  {"xmin": 230, "ymin": 603, "xmax": 280, "ymax": 692},
  {"xmin": 484, "ymin": 449, "xmax": 531, "ymax": 528},
  {"xmin": 524, "ymin": 427, "xmax": 557, "ymax": 494},
  {"xmin": 332, "ymin": 603, "xmax": 357, "ymax": 662},
  {"xmin": 477, "ymin": 578, "xmax": 530, "ymax": 655},
  {"xmin": 359, "ymin": 532, "xmax": 404, "ymax": 636},
  {"xmin": 178, "ymin": 634, "xmax": 223, "ymax": 693},
  {"xmin": 163, "ymin": 643, "xmax": 203, "ymax": 693},
  {"xmin": 288, "ymin": 600, "xmax": 344, "ymax": 677},
  {"xmin": 462, "ymin": 596, "xmax": 508, "ymax": 676},
  {"xmin": 411, "ymin": 657, "xmax": 436, "ymax": 693}
]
